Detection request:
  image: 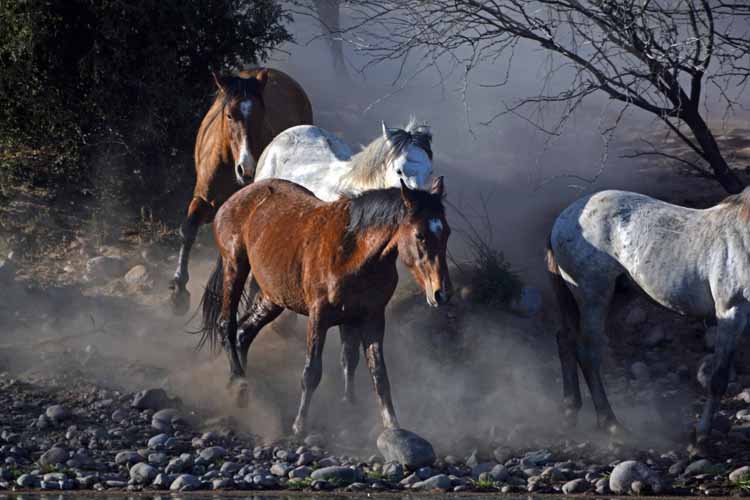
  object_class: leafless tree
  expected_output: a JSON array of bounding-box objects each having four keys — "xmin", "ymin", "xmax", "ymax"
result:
[{"xmin": 299, "ymin": 0, "xmax": 750, "ymax": 193}]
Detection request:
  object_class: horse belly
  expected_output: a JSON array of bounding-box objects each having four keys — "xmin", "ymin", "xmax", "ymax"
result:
[{"xmin": 629, "ymin": 264, "xmax": 714, "ymax": 318}]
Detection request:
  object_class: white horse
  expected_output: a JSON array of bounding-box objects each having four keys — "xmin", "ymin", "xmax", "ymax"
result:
[
  {"xmin": 241, "ymin": 118, "xmax": 433, "ymax": 406},
  {"xmin": 547, "ymin": 188, "xmax": 750, "ymax": 449},
  {"xmin": 252, "ymin": 118, "xmax": 434, "ymax": 199}
]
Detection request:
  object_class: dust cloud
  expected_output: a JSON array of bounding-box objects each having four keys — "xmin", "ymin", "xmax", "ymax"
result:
[{"xmin": 2, "ymin": 3, "xmax": 747, "ymax": 459}]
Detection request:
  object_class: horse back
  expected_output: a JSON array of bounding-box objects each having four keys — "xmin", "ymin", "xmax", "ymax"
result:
[
  {"xmin": 240, "ymin": 68, "xmax": 313, "ymax": 146},
  {"xmin": 551, "ymin": 190, "xmax": 725, "ymax": 316}
]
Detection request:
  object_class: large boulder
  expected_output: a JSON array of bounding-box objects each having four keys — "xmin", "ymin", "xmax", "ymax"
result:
[
  {"xmin": 377, "ymin": 429, "xmax": 436, "ymax": 468},
  {"xmin": 609, "ymin": 460, "xmax": 662, "ymax": 494}
]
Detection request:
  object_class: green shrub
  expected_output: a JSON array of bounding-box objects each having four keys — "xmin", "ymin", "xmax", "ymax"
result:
[{"xmin": 0, "ymin": 0, "xmax": 290, "ymax": 214}]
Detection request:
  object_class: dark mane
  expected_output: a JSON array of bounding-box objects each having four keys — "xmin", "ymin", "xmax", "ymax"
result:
[{"xmin": 345, "ymin": 187, "xmax": 444, "ymax": 236}]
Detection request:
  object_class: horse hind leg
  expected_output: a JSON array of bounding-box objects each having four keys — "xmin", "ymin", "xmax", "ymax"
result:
[
  {"xmin": 218, "ymin": 254, "xmax": 250, "ymax": 405},
  {"xmin": 339, "ymin": 324, "xmax": 361, "ymax": 405},
  {"xmin": 694, "ymin": 306, "xmax": 746, "ymax": 450},
  {"xmin": 170, "ymin": 197, "xmax": 212, "ymax": 315},
  {"xmin": 576, "ymin": 284, "xmax": 623, "ymax": 436},
  {"xmin": 547, "ymin": 247, "xmax": 583, "ymax": 428},
  {"xmin": 292, "ymin": 310, "xmax": 329, "ymax": 436}
]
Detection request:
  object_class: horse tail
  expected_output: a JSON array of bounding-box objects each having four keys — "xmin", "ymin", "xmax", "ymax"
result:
[
  {"xmin": 196, "ymin": 254, "xmax": 225, "ymax": 354},
  {"xmin": 546, "ymin": 239, "xmax": 579, "ymax": 332}
]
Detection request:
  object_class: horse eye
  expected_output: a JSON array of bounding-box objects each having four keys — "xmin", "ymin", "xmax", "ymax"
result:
[
  {"xmin": 416, "ymin": 232, "xmax": 425, "ymax": 241},
  {"xmin": 396, "ymin": 169, "xmax": 402, "ymax": 175}
]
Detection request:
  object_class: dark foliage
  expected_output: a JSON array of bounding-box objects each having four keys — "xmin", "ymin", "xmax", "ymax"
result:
[{"xmin": 0, "ymin": 0, "xmax": 290, "ymax": 215}]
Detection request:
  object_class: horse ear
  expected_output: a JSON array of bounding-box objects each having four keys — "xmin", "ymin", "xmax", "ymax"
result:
[
  {"xmin": 212, "ymin": 71, "xmax": 227, "ymax": 93},
  {"xmin": 382, "ymin": 121, "xmax": 389, "ymax": 140},
  {"xmin": 255, "ymin": 69, "xmax": 269, "ymax": 93},
  {"xmin": 400, "ymin": 179, "xmax": 417, "ymax": 211},
  {"xmin": 430, "ymin": 176, "xmax": 444, "ymax": 197}
]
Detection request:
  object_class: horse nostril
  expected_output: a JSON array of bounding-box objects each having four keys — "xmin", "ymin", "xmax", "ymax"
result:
[
  {"xmin": 236, "ymin": 164, "xmax": 245, "ymax": 179},
  {"xmin": 435, "ymin": 290, "xmax": 447, "ymax": 305}
]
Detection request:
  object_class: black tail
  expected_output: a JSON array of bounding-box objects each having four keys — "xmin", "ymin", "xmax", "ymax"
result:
[
  {"xmin": 196, "ymin": 255, "xmax": 224, "ymax": 353},
  {"xmin": 546, "ymin": 239, "xmax": 580, "ymax": 332}
]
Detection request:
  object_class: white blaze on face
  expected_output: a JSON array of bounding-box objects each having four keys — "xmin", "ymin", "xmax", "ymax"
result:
[
  {"xmin": 234, "ymin": 101, "xmax": 254, "ymax": 185},
  {"xmin": 390, "ymin": 144, "xmax": 432, "ymax": 189},
  {"xmin": 240, "ymin": 100, "xmax": 252, "ymax": 118},
  {"xmin": 429, "ymin": 218, "xmax": 443, "ymax": 235}
]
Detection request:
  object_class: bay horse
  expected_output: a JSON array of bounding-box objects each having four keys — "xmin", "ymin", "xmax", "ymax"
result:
[
  {"xmin": 254, "ymin": 119, "xmax": 434, "ymax": 201},
  {"xmin": 547, "ymin": 188, "xmax": 750, "ymax": 450},
  {"xmin": 197, "ymin": 177, "xmax": 451, "ymax": 435},
  {"xmin": 170, "ymin": 68, "xmax": 313, "ymax": 315}
]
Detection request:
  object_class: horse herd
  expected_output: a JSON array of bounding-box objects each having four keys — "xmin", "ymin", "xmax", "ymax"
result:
[{"xmin": 173, "ymin": 67, "xmax": 750, "ymax": 451}]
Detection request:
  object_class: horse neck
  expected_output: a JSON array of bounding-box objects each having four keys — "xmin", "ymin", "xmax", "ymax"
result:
[
  {"xmin": 338, "ymin": 145, "xmax": 390, "ymax": 193},
  {"xmin": 334, "ymin": 207, "xmax": 400, "ymax": 270}
]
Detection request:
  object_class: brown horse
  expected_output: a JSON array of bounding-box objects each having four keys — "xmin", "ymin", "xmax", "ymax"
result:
[
  {"xmin": 170, "ymin": 68, "xmax": 313, "ymax": 314},
  {"xmin": 197, "ymin": 177, "xmax": 452, "ymax": 435}
]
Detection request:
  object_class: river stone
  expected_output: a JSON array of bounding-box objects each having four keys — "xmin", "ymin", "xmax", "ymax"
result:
[
  {"xmin": 310, "ymin": 465, "xmax": 359, "ymax": 483},
  {"xmin": 46, "ymin": 405, "xmax": 71, "ymax": 422},
  {"xmin": 271, "ymin": 462, "xmax": 293, "ymax": 477},
  {"xmin": 148, "ymin": 433, "xmax": 170, "ymax": 449},
  {"xmin": 130, "ymin": 462, "xmax": 157, "ymax": 484},
  {"xmin": 153, "ymin": 473, "xmax": 175, "ymax": 489},
  {"xmin": 609, "ymin": 460, "xmax": 662, "ymax": 494},
  {"xmin": 290, "ymin": 465, "xmax": 312, "ymax": 479},
  {"xmin": 730, "ymin": 466, "xmax": 750, "ymax": 483},
  {"xmin": 132, "ymin": 388, "xmax": 179, "ymax": 410},
  {"xmin": 170, "ymin": 473, "xmax": 202, "ymax": 491},
  {"xmin": 562, "ymin": 478, "xmax": 590, "ymax": 494},
  {"xmin": 199, "ymin": 446, "xmax": 227, "ymax": 462},
  {"xmin": 377, "ymin": 428, "xmax": 436, "ymax": 468},
  {"xmin": 383, "ymin": 462, "xmax": 404, "ymax": 481},
  {"xmin": 684, "ymin": 459, "xmax": 713, "ymax": 476},
  {"xmin": 39, "ymin": 447, "xmax": 68, "ymax": 466},
  {"xmin": 490, "ymin": 464, "xmax": 510, "ymax": 481},
  {"xmin": 412, "ymin": 473, "xmax": 451, "ymax": 490},
  {"xmin": 115, "ymin": 451, "xmax": 144, "ymax": 465}
]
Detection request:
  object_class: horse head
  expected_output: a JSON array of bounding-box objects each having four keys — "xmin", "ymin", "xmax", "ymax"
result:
[
  {"xmin": 398, "ymin": 176, "xmax": 452, "ymax": 307},
  {"xmin": 213, "ymin": 69, "xmax": 269, "ymax": 185},
  {"xmin": 382, "ymin": 120, "xmax": 433, "ymax": 191}
]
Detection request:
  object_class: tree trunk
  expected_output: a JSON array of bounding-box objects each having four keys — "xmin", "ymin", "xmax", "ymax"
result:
[{"xmin": 683, "ymin": 110, "xmax": 745, "ymax": 194}]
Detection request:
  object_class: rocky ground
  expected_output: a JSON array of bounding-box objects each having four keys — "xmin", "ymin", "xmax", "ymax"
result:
[
  {"xmin": 4, "ymin": 372, "xmax": 750, "ymax": 496},
  {"xmin": 3, "ymin": 254, "xmax": 750, "ymax": 496}
]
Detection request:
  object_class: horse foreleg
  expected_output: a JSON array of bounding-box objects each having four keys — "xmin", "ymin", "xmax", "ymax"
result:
[
  {"xmin": 339, "ymin": 323, "xmax": 361, "ymax": 405},
  {"xmin": 219, "ymin": 256, "xmax": 249, "ymax": 406},
  {"xmin": 292, "ymin": 311, "xmax": 328, "ymax": 436},
  {"xmin": 362, "ymin": 313, "xmax": 399, "ymax": 430},
  {"xmin": 170, "ymin": 197, "xmax": 212, "ymax": 315},
  {"xmin": 695, "ymin": 306, "xmax": 745, "ymax": 446}
]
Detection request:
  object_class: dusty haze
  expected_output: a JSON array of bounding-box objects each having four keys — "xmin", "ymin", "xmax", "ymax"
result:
[{"xmin": 3, "ymin": 5, "xmax": 749, "ymax": 458}]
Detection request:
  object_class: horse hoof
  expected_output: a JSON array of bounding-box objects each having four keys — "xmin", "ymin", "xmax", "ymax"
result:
[
  {"xmin": 291, "ymin": 421, "xmax": 305, "ymax": 437},
  {"xmin": 562, "ymin": 409, "xmax": 578, "ymax": 430},
  {"xmin": 236, "ymin": 384, "xmax": 249, "ymax": 409},
  {"xmin": 170, "ymin": 288, "xmax": 191, "ymax": 316},
  {"xmin": 688, "ymin": 433, "xmax": 709, "ymax": 459}
]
